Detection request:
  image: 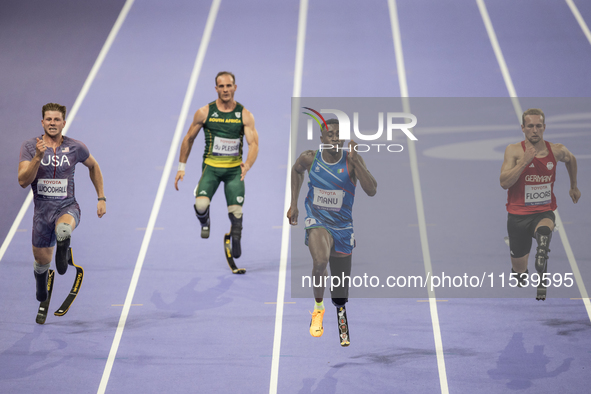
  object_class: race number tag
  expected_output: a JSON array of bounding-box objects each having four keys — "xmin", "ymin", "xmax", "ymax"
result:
[
  {"xmin": 313, "ymin": 187, "xmax": 344, "ymax": 211},
  {"xmin": 304, "ymin": 217, "xmax": 317, "ymax": 228},
  {"xmin": 525, "ymin": 183, "xmax": 551, "ymax": 206},
  {"xmin": 212, "ymin": 137, "xmax": 240, "ymax": 156},
  {"xmin": 37, "ymin": 179, "xmax": 68, "ymax": 199}
]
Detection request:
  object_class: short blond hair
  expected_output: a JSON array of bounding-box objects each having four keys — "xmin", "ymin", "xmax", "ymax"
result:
[{"xmin": 522, "ymin": 108, "xmax": 544, "ymax": 125}]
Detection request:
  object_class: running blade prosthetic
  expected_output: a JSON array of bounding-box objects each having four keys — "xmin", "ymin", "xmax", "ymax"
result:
[
  {"xmin": 337, "ymin": 306, "xmax": 350, "ymax": 347},
  {"xmin": 54, "ymin": 248, "xmax": 84, "ymax": 316},
  {"xmin": 223, "ymin": 233, "xmax": 245, "ymax": 274}
]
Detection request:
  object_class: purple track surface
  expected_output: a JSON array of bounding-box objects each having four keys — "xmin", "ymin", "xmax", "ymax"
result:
[{"xmin": 1, "ymin": 1, "xmax": 590, "ymax": 393}]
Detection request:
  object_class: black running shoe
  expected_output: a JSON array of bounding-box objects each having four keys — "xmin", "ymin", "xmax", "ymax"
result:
[
  {"xmin": 200, "ymin": 219, "xmax": 210, "ymax": 239},
  {"xmin": 35, "ymin": 270, "xmax": 49, "ymax": 302},
  {"xmin": 229, "ymin": 213, "xmax": 242, "ymax": 258},
  {"xmin": 195, "ymin": 206, "xmax": 210, "ymax": 239}
]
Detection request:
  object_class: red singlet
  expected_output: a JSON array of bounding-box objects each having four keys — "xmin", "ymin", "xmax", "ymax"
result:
[{"xmin": 506, "ymin": 141, "xmax": 557, "ymax": 215}]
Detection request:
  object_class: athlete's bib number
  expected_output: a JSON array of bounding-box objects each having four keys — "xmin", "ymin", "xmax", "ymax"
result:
[
  {"xmin": 37, "ymin": 179, "xmax": 67, "ymax": 199},
  {"xmin": 313, "ymin": 187, "xmax": 344, "ymax": 211},
  {"xmin": 525, "ymin": 183, "xmax": 551, "ymax": 206},
  {"xmin": 212, "ymin": 137, "xmax": 240, "ymax": 156}
]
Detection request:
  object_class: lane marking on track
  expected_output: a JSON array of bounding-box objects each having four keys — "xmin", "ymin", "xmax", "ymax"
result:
[
  {"xmin": 475, "ymin": 0, "xmax": 522, "ymax": 118},
  {"xmin": 97, "ymin": 1, "xmax": 221, "ymax": 393},
  {"xmin": 566, "ymin": 0, "xmax": 591, "ymax": 46},
  {"xmin": 270, "ymin": 1, "xmax": 308, "ymax": 393},
  {"xmin": 388, "ymin": 1, "xmax": 449, "ymax": 393},
  {"xmin": 417, "ymin": 300, "xmax": 449, "ymax": 303},
  {"xmin": 111, "ymin": 304, "xmax": 143, "ymax": 307}
]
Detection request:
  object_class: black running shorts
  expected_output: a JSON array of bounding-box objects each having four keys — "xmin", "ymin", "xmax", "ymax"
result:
[
  {"xmin": 194, "ymin": 164, "xmax": 244, "ymax": 206},
  {"xmin": 507, "ymin": 210, "xmax": 555, "ymax": 258}
]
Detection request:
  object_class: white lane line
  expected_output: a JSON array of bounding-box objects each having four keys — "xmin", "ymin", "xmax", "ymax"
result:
[
  {"xmin": 476, "ymin": 0, "xmax": 522, "ymax": 117},
  {"xmin": 0, "ymin": 192, "xmax": 34, "ymax": 264},
  {"xmin": 96, "ymin": 1, "xmax": 221, "ymax": 393},
  {"xmin": 566, "ymin": 0, "xmax": 591, "ymax": 47},
  {"xmin": 0, "ymin": 0, "xmax": 136, "ymax": 266},
  {"xmin": 388, "ymin": 1, "xmax": 449, "ymax": 393},
  {"xmin": 269, "ymin": 145, "xmax": 292, "ymax": 394},
  {"xmin": 476, "ymin": 0, "xmax": 591, "ymax": 322},
  {"xmin": 269, "ymin": 1, "xmax": 308, "ymax": 393},
  {"xmin": 292, "ymin": 0, "xmax": 308, "ymax": 100},
  {"xmin": 555, "ymin": 211, "xmax": 591, "ymax": 318}
]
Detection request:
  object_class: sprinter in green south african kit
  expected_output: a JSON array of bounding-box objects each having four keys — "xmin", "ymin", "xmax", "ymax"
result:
[{"xmin": 175, "ymin": 71, "xmax": 259, "ymax": 271}]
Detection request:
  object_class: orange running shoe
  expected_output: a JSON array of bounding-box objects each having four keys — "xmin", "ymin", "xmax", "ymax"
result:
[{"xmin": 309, "ymin": 309, "xmax": 325, "ymax": 337}]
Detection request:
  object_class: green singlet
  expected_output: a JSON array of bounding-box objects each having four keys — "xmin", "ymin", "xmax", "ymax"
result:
[{"xmin": 202, "ymin": 101, "xmax": 244, "ymax": 168}]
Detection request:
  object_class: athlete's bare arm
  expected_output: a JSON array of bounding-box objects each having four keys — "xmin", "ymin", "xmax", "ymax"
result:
[
  {"xmin": 82, "ymin": 154, "xmax": 106, "ymax": 218},
  {"xmin": 18, "ymin": 138, "xmax": 47, "ymax": 188},
  {"xmin": 551, "ymin": 143, "xmax": 581, "ymax": 203},
  {"xmin": 240, "ymin": 108, "xmax": 259, "ymax": 181},
  {"xmin": 287, "ymin": 150, "xmax": 315, "ymax": 226},
  {"xmin": 175, "ymin": 105, "xmax": 208, "ymax": 190},
  {"xmin": 500, "ymin": 143, "xmax": 535, "ymax": 189},
  {"xmin": 347, "ymin": 140, "xmax": 377, "ymax": 196}
]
